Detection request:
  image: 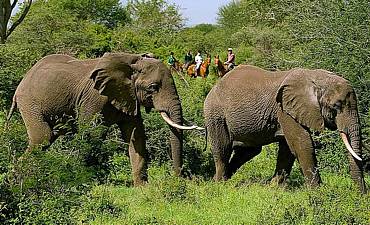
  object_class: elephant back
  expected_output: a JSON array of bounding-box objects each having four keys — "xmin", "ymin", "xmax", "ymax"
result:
[
  {"xmin": 215, "ymin": 65, "xmax": 286, "ymax": 95},
  {"xmin": 19, "ymin": 54, "xmax": 78, "ymax": 85},
  {"xmin": 15, "ymin": 54, "xmax": 97, "ymax": 115}
]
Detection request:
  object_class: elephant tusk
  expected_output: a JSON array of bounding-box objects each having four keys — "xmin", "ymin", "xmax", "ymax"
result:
[
  {"xmin": 339, "ymin": 132, "xmax": 362, "ymax": 161},
  {"xmin": 160, "ymin": 112, "xmax": 205, "ymax": 130}
]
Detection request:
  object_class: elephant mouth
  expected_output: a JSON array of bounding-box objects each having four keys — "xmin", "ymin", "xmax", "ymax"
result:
[
  {"xmin": 145, "ymin": 107, "xmax": 152, "ymax": 113},
  {"xmin": 141, "ymin": 95, "xmax": 154, "ymax": 111},
  {"xmin": 325, "ymin": 120, "xmax": 337, "ymax": 131}
]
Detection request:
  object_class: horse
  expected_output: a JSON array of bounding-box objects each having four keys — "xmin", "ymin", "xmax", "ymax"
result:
[
  {"xmin": 187, "ymin": 55, "xmax": 211, "ymax": 78},
  {"xmin": 170, "ymin": 61, "xmax": 184, "ymax": 74},
  {"xmin": 214, "ymin": 55, "xmax": 230, "ymax": 77},
  {"xmin": 214, "ymin": 55, "xmax": 237, "ymax": 77}
]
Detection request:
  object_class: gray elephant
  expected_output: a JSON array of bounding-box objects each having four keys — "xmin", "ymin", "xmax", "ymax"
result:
[
  {"xmin": 7, "ymin": 52, "xmax": 202, "ymax": 186},
  {"xmin": 204, "ymin": 65, "xmax": 366, "ymax": 192}
]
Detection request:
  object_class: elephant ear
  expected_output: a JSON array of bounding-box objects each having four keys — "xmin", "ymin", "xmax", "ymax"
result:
[
  {"xmin": 276, "ymin": 69, "xmax": 324, "ymax": 131},
  {"xmin": 90, "ymin": 53, "xmax": 142, "ymax": 115}
]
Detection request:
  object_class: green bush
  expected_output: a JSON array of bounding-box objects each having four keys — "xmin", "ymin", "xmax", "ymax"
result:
[{"xmin": 1, "ymin": 0, "xmax": 370, "ymax": 224}]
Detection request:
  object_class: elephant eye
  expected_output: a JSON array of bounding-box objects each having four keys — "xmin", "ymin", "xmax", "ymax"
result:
[
  {"xmin": 333, "ymin": 101, "xmax": 342, "ymax": 110},
  {"xmin": 146, "ymin": 83, "xmax": 159, "ymax": 93}
]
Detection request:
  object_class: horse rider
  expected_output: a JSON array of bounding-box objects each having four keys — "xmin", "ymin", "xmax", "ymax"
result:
[
  {"xmin": 194, "ymin": 51, "xmax": 203, "ymax": 77},
  {"xmin": 224, "ymin": 48, "xmax": 235, "ymax": 71},
  {"xmin": 167, "ymin": 52, "xmax": 177, "ymax": 69},
  {"xmin": 184, "ymin": 50, "xmax": 193, "ymax": 70}
]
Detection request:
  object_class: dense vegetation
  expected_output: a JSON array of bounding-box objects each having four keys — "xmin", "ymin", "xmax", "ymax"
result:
[{"xmin": 0, "ymin": 0, "xmax": 369, "ymax": 224}]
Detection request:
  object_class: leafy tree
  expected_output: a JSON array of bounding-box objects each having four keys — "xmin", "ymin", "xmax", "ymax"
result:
[
  {"xmin": 53, "ymin": 0, "xmax": 130, "ymax": 28},
  {"xmin": 112, "ymin": 0, "xmax": 185, "ymax": 59},
  {"xmin": 127, "ymin": 0, "xmax": 183, "ymax": 35},
  {"xmin": 279, "ymin": 0, "xmax": 370, "ymax": 146},
  {"xmin": 0, "ymin": 0, "xmax": 32, "ymax": 44},
  {"xmin": 217, "ymin": 0, "xmax": 283, "ymax": 30}
]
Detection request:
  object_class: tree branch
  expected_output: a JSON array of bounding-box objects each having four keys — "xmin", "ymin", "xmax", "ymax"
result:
[
  {"xmin": 0, "ymin": 0, "xmax": 11, "ymax": 43},
  {"xmin": 11, "ymin": 0, "xmax": 18, "ymax": 10},
  {"xmin": 6, "ymin": 0, "xmax": 32, "ymax": 39}
]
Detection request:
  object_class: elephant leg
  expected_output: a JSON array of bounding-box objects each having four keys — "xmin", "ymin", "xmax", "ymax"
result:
[
  {"xmin": 271, "ymin": 139, "xmax": 296, "ymax": 184},
  {"xmin": 278, "ymin": 110, "xmax": 321, "ymax": 186},
  {"xmin": 119, "ymin": 119, "xmax": 148, "ymax": 186},
  {"xmin": 227, "ymin": 142, "xmax": 262, "ymax": 178},
  {"xmin": 208, "ymin": 118, "xmax": 232, "ymax": 181},
  {"xmin": 20, "ymin": 111, "xmax": 54, "ymax": 151}
]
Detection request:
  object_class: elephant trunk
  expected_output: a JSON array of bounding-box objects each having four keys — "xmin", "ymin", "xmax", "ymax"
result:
[
  {"xmin": 347, "ymin": 122, "xmax": 366, "ymax": 193},
  {"xmin": 153, "ymin": 79, "xmax": 184, "ymax": 176},
  {"xmin": 167, "ymin": 101, "xmax": 184, "ymax": 176},
  {"xmin": 338, "ymin": 110, "xmax": 366, "ymax": 193}
]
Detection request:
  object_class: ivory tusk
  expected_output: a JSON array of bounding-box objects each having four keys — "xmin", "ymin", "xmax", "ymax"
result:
[
  {"xmin": 160, "ymin": 112, "xmax": 205, "ymax": 130},
  {"xmin": 339, "ymin": 132, "xmax": 362, "ymax": 161}
]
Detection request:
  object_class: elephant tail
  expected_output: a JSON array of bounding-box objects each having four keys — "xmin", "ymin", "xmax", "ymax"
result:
[
  {"xmin": 6, "ymin": 95, "xmax": 17, "ymax": 122},
  {"xmin": 203, "ymin": 127, "xmax": 208, "ymax": 152}
]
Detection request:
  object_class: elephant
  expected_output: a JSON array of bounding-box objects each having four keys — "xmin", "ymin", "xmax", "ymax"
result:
[
  {"xmin": 204, "ymin": 65, "xmax": 366, "ymax": 193},
  {"xmin": 7, "ymin": 52, "xmax": 203, "ymax": 186}
]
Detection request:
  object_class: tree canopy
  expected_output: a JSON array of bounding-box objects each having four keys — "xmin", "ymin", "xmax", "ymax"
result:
[{"xmin": 0, "ymin": 0, "xmax": 370, "ymax": 223}]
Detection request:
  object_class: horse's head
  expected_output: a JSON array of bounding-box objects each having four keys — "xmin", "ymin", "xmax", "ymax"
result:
[
  {"xmin": 205, "ymin": 55, "xmax": 211, "ymax": 64},
  {"xmin": 214, "ymin": 55, "xmax": 220, "ymax": 65},
  {"xmin": 214, "ymin": 55, "xmax": 227, "ymax": 77}
]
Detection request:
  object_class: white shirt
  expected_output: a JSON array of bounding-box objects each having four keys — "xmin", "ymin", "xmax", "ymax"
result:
[{"xmin": 195, "ymin": 54, "xmax": 203, "ymax": 64}]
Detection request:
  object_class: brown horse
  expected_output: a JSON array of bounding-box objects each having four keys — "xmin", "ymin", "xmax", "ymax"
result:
[
  {"xmin": 214, "ymin": 55, "xmax": 228, "ymax": 77},
  {"xmin": 170, "ymin": 61, "xmax": 184, "ymax": 74},
  {"xmin": 187, "ymin": 55, "xmax": 211, "ymax": 78}
]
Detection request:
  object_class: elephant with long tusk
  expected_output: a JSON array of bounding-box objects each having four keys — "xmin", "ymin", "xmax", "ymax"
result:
[
  {"xmin": 204, "ymin": 65, "xmax": 367, "ymax": 193},
  {"xmin": 7, "ymin": 52, "xmax": 202, "ymax": 186}
]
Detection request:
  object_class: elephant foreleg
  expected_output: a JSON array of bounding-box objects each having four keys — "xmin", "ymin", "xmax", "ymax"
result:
[
  {"xmin": 119, "ymin": 119, "xmax": 148, "ymax": 186},
  {"xmin": 278, "ymin": 110, "xmax": 321, "ymax": 187},
  {"xmin": 227, "ymin": 142, "xmax": 262, "ymax": 178},
  {"xmin": 271, "ymin": 139, "xmax": 295, "ymax": 184}
]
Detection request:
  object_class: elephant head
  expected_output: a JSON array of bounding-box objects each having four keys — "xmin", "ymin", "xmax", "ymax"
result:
[
  {"xmin": 89, "ymin": 52, "xmax": 201, "ymax": 176},
  {"xmin": 276, "ymin": 69, "xmax": 366, "ymax": 192}
]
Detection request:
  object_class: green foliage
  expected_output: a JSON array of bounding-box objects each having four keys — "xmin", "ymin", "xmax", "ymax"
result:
[
  {"xmin": 1, "ymin": 0, "xmax": 370, "ymax": 224},
  {"xmin": 55, "ymin": 0, "xmax": 130, "ymax": 28},
  {"xmin": 72, "ymin": 167, "xmax": 370, "ymax": 225},
  {"xmin": 127, "ymin": 0, "xmax": 184, "ymax": 34},
  {"xmin": 0, "ymin": 44, "xmax": 39, "ymax": 109},
  {"xmin": 0, "ymin": 113, "xmax": 129, "ymax": 223}
]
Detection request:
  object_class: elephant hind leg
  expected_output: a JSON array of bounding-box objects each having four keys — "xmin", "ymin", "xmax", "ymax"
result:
[
  {"xmin": 207, "ymin": 117, "xmax": 232, "ymax": 181},
  {"xmin": 271, "ymin": 139, "xmax": 295, "ymax": 184},
  {"xmin": 227, "ymin": 142, "xmax": 262, "ymax": 178},
  {"xmin": 20, "ymin": 111, "xmax": 54, "ymax": 151}
]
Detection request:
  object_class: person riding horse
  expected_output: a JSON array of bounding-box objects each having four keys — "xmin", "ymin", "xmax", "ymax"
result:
[
  {"xmin": 168, "ymin": 52, "xmax": 177, "ymax": 68},
  {"xmin": 183, "ymin": 50, "xmax": 193, "ymax": 70},
  {"xmin": 194, "ymin": 51, "xmax": 203, "ymax": 77},
  {"xmin": 224, "ymin": 48, "xmax": 235, "ymax": 71}
]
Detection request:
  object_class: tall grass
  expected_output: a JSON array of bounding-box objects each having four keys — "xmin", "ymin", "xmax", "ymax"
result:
[{"xmin": 74, "ymin": 148, "xmax": 370, "ymax": 225}]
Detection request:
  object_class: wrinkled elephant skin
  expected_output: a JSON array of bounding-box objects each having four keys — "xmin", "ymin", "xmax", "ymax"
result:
[
  {"xmin": 204, "ymin": 65, "xmax": 366, "ymax": 193},
  {"xmin": 9, "ymin": 53, "xmax": 185, "ymax": 186}
]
